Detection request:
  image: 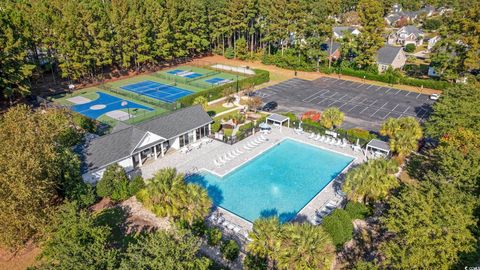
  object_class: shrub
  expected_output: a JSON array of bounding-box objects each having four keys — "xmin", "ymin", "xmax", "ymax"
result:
[
  {"xmin": 282, "ymin": 112, "xmax": 299, "ymax": 122},
  {"xmin": 322, "ymin": 209, "xmax": 354, "ymax": 248},
  {"xmin": 244, "ymin": 253, "xmax": 268, "ymax": 270},
  {"xmin": 225, "ymin": 47, "xmax": 234, "ymax": 59},
  {"xmin": 223, "ymin": 128, "xmax": 233, "ymax": 137},
  {"xmin": 207, "ymin": 228, "xmax": 223, "ymax": 246},
  {"xmin": 404, "ymin": 44, "xmax": 416, "ymax": 53},
  {"xmin": 423, "ymin": 18, "xmax": 442, "ymax": 30},
  {"xmin": 346, "ymin": 128, "xmax": 376, "ymax": 144},
  {"xmin": 190, "ymin": 220, "xmax": 208, "ymax": 236},
  {"xmin": 345, "ymin": 201, "xmax": 371, "ymax": 220},
  {"xmin": 301, "ymin": 111, "xmax": 321, "ymax": 122},
  {"xmin": 235, "ymin": 37, "xmax": 248, "ymax": 60},
  {"xmin": 128, "ymin": 175, "xmax": 145, "ymax": 195},
  {"xmin": 96, "ymin": 164, "xmax": 130, "ymax": 202},
  {"xmin": 220, "ymin": 240, "xmax": 240, "ymax": 261},
  {"xmin": 211, "ymin": 122, "xmax": 221, "ymax": 133}
]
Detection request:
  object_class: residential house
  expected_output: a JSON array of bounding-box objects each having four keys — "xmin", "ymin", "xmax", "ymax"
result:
[
  {"xmin": 81, "ymin": 105, "xmax": 213, "ymax": 183},
  {"xmin": 376, "ymin": 45, "xmax": 407, "ymax": 73},
  {"xmin": 333, "ymin": 26, "xmax": 360, "ymax": 39},
  {"xmin": 385, "ymin": 4, "xmax": 436, "ymax": 26},
  {"xmin": 388, "ymin": 25, "xmax": 424, "ymax": 46},
  {"xmin": 427, "ymin": 36, "xmax": 441, "ymax": 51},
  {"xmin": 321, "ymin": 41, "xmax": 341, "ymax": 61}
]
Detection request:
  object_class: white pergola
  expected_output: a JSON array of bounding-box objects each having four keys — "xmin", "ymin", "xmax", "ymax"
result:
[
  {"xmin": 365, "ymin": 139, "xmax": 390, "ymax": 158},
  {"xmin": 266, "ymin": 114, "xmax": 290, "ymax": 129}
]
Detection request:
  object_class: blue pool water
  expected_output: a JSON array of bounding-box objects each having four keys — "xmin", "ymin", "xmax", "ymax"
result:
[{"xmin": 188, "ymin": 139, "xmax": 354, "ymax": 222}]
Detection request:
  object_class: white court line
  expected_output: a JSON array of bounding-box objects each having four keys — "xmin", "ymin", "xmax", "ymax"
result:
[
  {"xmin": 415, "ymin": 93, "xmax": 422, "ymax": 99},
  {"xmin": 394, "ymin": 89, "xmax": 401, "ymax": 95}
]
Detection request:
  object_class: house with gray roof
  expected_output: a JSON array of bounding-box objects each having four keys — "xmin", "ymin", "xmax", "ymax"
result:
[
  {"xmin": 388, "ymin": 25, "xmax": 425, "ymax": 46},
  {"xmin": 81, "ymin": 105, "xmax": 213, "ymax": 183},
  {"xmin": 333, "ymin": 26, "xmax": 361, "ymax": 39},
  {"xmin": 376, "ymin": 45, "xmax": 407, "ymax": 73}
]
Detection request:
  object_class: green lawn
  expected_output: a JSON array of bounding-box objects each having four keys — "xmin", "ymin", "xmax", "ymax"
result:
[{"xmin": 206, "ymin": 102, "xmax": 232, "ymax": 116}]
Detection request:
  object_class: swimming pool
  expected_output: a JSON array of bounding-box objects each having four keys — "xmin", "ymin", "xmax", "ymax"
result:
[{"xmin": 188, "ymin": 139, "xmax": 354, "ymax": 222}]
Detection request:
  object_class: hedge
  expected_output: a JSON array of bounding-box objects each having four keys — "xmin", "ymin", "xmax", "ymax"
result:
[
  {"xmin": 322, "ymin": 209, "xmax": 354, "ymax": 248},
  {"xmin": 344, "ymin": 201, "xmax": 371, "ymax": 220},
  {"xmin": 178, "ymin": 68, "xmax": 270, "ymax": 107}
]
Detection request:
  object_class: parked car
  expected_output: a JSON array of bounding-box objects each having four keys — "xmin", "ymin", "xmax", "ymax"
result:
[
  {"xmin": 261, "ymin": 101, "xmax": 278, "ymax": 112},
  {"xmin": 430, "ymin": 93, "xmax": 440, "ymax": 100}
]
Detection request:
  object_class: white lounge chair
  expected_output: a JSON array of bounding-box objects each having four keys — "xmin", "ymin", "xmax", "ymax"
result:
[
  {"xmin": 244, "ymin": 145, "xmax": 251, "ymax": 150},
  {"xmin": 314, "ymin": 134, "xmax": 320, "ymax": 141},
  {"xmin": 228, "ymin": 152, "xmax": 236, "ymax": 158},
  {"xmin": 233, "ymin": 226, "xmax": 241, "ymax": 233},
  {"xmin": 216, "ymin": 217, "xmax": 225, "ymax": 224},
  {"xmin": 341, "ymin": 139, "xmax": 348, "ymax": 148},
  {"xmin": 223, "ymin": 154, "xmax": 231, "ymax": 161},
  {"xmin": 335, "ymin": 139, "xmax": 342, "ymax": 146},
  {"xmin": 319, "ymin": 135, "xmax": 325, "ymax": 142},
  {"xmin": 308, "ymin": 133, "xmax": 315, "ymax": 139},
  {"xmin": 214, "ymin": 160, "xmax": 222, "ymax": 167}
]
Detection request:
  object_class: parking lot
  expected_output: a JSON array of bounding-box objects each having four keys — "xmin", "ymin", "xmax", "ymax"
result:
[{"xmin": 256, "ymin": 77, "xmax": 435, "ymax": 130}]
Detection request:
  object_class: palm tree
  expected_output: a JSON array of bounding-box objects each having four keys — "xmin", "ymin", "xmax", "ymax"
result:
[
  {"xmin": 277, "ymin": 223, "xmax": 335, "ymax": 270},
  {"xmin": 136, "ymin": 168, "xmax": 211, "ymax": 225},
  {"xmin": 380, "ymin": 117, "xmax": 423, "ymax": 158},
  {"xmin": 247, "ymin": 217, "xmax": 282, "ymax": 266},
  {"xmin": 320, "ymin": 107, "xmax": 345, "ymax": 129},
  {"xmin": 343, "ymin": 159, "xmax": 399, "ymax": 203}
]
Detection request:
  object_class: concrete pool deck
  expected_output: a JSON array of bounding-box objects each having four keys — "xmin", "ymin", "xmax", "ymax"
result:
[{"xmin": 139, "ymin": 127, "xmax": 367, "ymax": 238}]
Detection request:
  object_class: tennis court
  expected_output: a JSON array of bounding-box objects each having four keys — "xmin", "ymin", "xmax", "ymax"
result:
[
  {"xmin": 70, "ymin": 92, "xmax": 153, "ymax": 119},
  {"xmin": 166, "ymin": 69, "xmax": 203, "ymax": 79},
  {"xmin": 120, "ymin": 80, "xmax": 193, "ymax": 103},
  {"xmin": 205, "ymin": 77, "xmax": 232, "ymax": 85}
]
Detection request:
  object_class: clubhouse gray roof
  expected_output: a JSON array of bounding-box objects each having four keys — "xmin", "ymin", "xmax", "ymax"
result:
[
  {"xmin": 137, "ymin": 105, "xmax": 213, "ymax": 139},
  {"xmin": 366, "ymin": 139, "xmax": 390, "ymax": 152},
  {"xmin": 83, "ymin": 126, "xmax": 147, "ymax": 171},
  {"xmin": 377, "ymin": 45, "xmax": 403, "ymax": 65},
  {"xmin": 83, "ymin": 105, "xmax": 212, "ymax": 171}
]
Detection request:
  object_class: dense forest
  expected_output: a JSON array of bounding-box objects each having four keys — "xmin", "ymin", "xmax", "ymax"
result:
[{"xmin": 1, "ymin": 0, "xmax": 478, "ymax": 102}]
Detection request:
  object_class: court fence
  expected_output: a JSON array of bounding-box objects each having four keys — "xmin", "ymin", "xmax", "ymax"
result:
[
  {"xmin": 97, "ymin": 83, "xmax": 179, "ymax": 112},
  {"xmin": 177, "ymin": 68, "xmax": 270, "ymax": 107}
]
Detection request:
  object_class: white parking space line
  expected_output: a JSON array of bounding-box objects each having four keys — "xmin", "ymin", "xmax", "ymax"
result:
[
  {"xmin": 370, "ymin": 100, "xmax": 378, "ymax": 107},
  {"xmin": 338, "ymin": 102, "xmax": 348, "ymax": 109},
  {"xmin": 348, "ymin": 105, "xmax": 358, "ymax": 112},
  {"xmin": 302, "ymin": 90, "xmax": 324, "ymax": 102},
  {"xmin": 382, "ymin": 112, "xmax": 391, "ymax": 119},
  {"xmin": 356, "ymin": 83, "xmax": 364, "ymax": 88},
  {"xmin": 359, "ymin": 106, "xmax": 369, "ymax": 114},
  {"xmin": 366, "ymin": 85, "xmax": 374, "ymax": 89},
  {"xmin": 416, "ymin": 93, "xmax": 422, "ymax": 99},
  {"xmin": 394, "ymin": 89, "xmax": 401, "ymax": 95},
  {"xmin": 370, "ymin": 108, "xmax": 381, "ymax": 117},
  {"xmin": 418, "ymin": 108, "xmax": 427, "ymax": 119},
  {"xmin": 385, "ymin": 88, "xmax": 391, "ymax": 94},
  {"xmin": 391, "ymin": 104, "xmax": 399, "ymax": 111},
  {"xmin": 405, "ymin": 91, "xmax": 411, "ymax": 96},
  {"xmin": 375, "ymin": 86, "xmax": 382, "ymax": 91},
  {"xmin": 403, "ymin": 106, "xmax": 410, "ymax": 113},
  {"xmin": 338, "ymin": 94, "xmax": 348, "ymax": 101},
  {"xmin": 379, "ymin": 102, "xmax": 388, "ymax": 109},
  {"xmin": 337, "ymin": 80, "xmax": 346, "ymax": 85}
]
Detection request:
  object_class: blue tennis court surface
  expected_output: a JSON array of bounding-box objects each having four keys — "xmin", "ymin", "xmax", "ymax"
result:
[
  {"xmin": 205, "ymin": 77, "xmax": 230, "ymax": 85},
  {"xmin": 121, "ymin": 80, "xmax": 193, "ymax": 103},
  {"xmin": 166, "ymin": 69, "xmax": 183, "ymax": 75},
  {"xmin": 166, "ymin": 69, "xmax": 203, "ymax": 79},
  {"xmin": 71, "ymin": 92, "xmax": 153, "ymax": 119}
]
